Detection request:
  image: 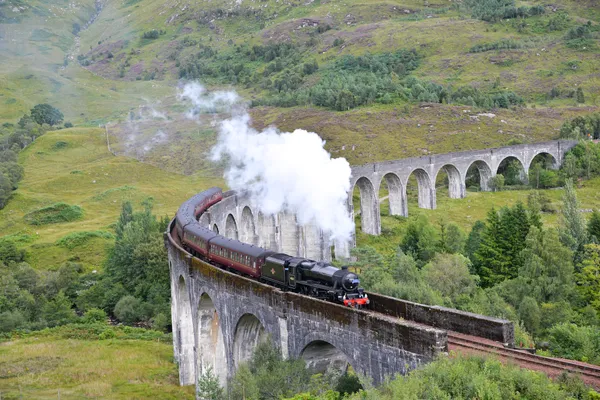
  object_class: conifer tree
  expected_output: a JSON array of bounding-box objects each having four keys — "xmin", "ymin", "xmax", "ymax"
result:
[
  {"xmin": 503, "ymin": 202, "xmax": 531, "ymax": 276},
  {"xmin": 576, "ymin": 87, "xmax": 585, "ymax": 104},
  {"xmin": 588, "ymin": 210, "xmax": 600, "ymax": 242},
  {"xmin": 465, "ymin": 220, "xmax": 485, "ymax": 263},
  {"xmin": 519, "ymin": 227, "xmax": 574, "ymax": 304},
  {"xmin": 474, "ymin": 208, "xmax": 510, "ymax": 287}
]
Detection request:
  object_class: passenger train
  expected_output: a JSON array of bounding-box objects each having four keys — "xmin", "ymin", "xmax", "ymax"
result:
[{"xmin": 174, "ymin": 188, "xmax": 369, "ymax": 307}]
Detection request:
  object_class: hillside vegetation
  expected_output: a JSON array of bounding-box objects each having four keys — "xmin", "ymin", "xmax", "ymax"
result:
[{"xmin": 1, "ymin": 0, "xmax": 600, "ymax": 167}]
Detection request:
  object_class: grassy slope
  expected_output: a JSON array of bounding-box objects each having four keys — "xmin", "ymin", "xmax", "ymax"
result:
[
  {"xmin": 67, "ymin": 0, "xmax": 600, "ymax": 166},
  {"xmin": 0, "ymin": 127, "xmax": 222, "ymax": 270},
  {"xmin": 0, "ymin": 334, "xmax": 194, "ymax": 399}
]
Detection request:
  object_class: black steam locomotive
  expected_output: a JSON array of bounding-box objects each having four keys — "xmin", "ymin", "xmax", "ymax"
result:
[{"xmin": 174, "ymin": 188, "xmax": 369, "ymax": 307}]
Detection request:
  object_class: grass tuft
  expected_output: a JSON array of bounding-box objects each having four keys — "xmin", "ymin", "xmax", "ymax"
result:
[
  {"xmin": 55, "ymin": 231, "xmax": 114, "ymax": 249},
  {"xmin": 23, "ymin": 202, "xmax": 84, "ymax": 226}
]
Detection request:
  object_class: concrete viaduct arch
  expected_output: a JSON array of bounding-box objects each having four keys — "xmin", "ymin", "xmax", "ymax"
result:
[{"xmin": 350, "ymin": 140, "xmax": 577, "ymax": 235}]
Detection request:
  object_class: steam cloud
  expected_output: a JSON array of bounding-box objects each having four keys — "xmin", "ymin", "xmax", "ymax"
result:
[{"xmin": 180, "ymin": 82, "xmax": 355, "ymax": 242}]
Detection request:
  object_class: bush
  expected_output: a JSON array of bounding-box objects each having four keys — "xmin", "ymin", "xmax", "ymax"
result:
[
  {"xmin": 351, "ymin": 355, "xmax": 589, "ymax": 399},
  {"xmin": 64, "ymin": 121, "xmax": 73, "ymax": 128},
  {"xmin": 0, "ymin": 310, "xmax": 26, "ymax": 333},
  {"xmin": 99, "ymin": 327, "xmax": 117, "ymax": 340},
  {"xmin": 114, "ymin": 295, "xmax": 143, "ymax": 324},
  {"xmin": 142, "ymin": 29, "xmax": 159, "ymax": 39},
  {"xmin": 0, "ymin": 239, "xmax": 26, "ymax": 264},
  {"xmin": 24, "ymin": 202, "xmax": 83, "ymax": 225},
  {"xmin": 488, "ymin": 174, "xmax": 505, "ymax": 191},
  {"xmin": 56, "ymin": 231, "xmax": 114, "ymax": 249},
  {"xmin": 469, "ymin": 39, "xmax": 524, "ymax": 53},
  {"xmin": 464, "ymin": 0, "xmax": 544, "ymax": 22},
  {"xmin": 547, "ymin": 323, "xmax": 600, "ymax": 364},
  {"xmin": 151, "ymin": 312, "xmax": 170, "ymax": 331},
  {"xmin": 82, "ymin": 308, "xmax": 107, "ymax": 324}
]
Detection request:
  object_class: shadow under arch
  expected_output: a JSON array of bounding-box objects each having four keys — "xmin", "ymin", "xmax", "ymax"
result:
[
  {"xmin": 465, "ymin": 160, "xmax": 493, "ymax": 191},
  {"xmin": 240, "ymin": 206, "xmax": 257, "ymax": 245},
  {"xmin": 406, "ymin": 168, "xmax": 434, "ymax": 211},
  {"xmin": 197, "ymin": 292, "xmax": 227, "ymax": 386},
  {"xmin": 176, "ymin": 275, "xmax": 195, "ymax": 385},
  {"xmin": 380, "ymin": 172, "xmax": 406, "ymax": 217},
  {"xmin": 232, "ymin": 313, "xmax": 268, "ymax": 370},
  {"xmin": 497, "ymin": 155, "xmax": 527, "ymax": 185},
  {"xmin": 212, "ymin": 224, "xmax": 220, "ymax": 234},
  {"xmin": 528, "ymin": 152, "xmax": 560, "ymax": 189},
  {"xmin": 352, "ymin": 176, "xmax": 380, "ymax": 235},
  {"xmin": 529, "ymin": 151, "xmax": 558, "ymax": 170},
  {"xmin": 225, "ymin": 213, "xmax": 238, "ymax": 240},
  {"xmin": 434, "ymin": 164, "xmax": 464, "ymax": 199},
  {"xmin": 300, "ymin": 340, "xmax": 352, "ymax": 376}
]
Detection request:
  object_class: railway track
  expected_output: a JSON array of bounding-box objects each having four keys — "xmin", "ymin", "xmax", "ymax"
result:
[{"xmin": 448, "ymin": 331, "xmax": 600, "ymax": 389}]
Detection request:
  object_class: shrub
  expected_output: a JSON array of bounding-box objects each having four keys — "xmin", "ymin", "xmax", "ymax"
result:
[
  {"xmin": 469, "ymin": 39, "xmax": 523, "ymax": 53},
  {"xmin": 0, "ymin": 310, "xmax": 26, "ymax": 333},
  {"xmin": 82, "ymin": 308, "xmax": 108, "ymax": 324},
  {"xmin": 0, "ymin": 239, "xmax": 25, "ymax": 264},
  {"xmin": 99, "ymin": 327, "xmax": 117, "ymax": 340},
  {"xmin": 547, "ymin": 323, "xmax": 600, "ymax": 364},
  {"xmin": 565, "ymin": 24, "xmax": 592, "ymax": 40},
  {"xmin": 142, "ymin": 29, "xmax": 159, "ymax": 39},
  {"xmin": 151, "ymin": 312, "xmax": 170, "ymax": 331},
  {"xmin": 464, "ymin": 0, "xmax": 544, "ymax": 22},
  {"xmin": 114, "ymin": 295, "xmax": 143, "ymax": 324},
  {"xmin": 488, "ymin": 174, "xmax": 505, "ymax": 191},
  {"xmin": 56, "ymin": 231, "xmax": 114, "ymax": 249},
  {"xmin": 24, "ymin": 202, "xmax": 84, "ymax": 225}
]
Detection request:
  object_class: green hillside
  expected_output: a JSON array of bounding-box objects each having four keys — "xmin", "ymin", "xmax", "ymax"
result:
[
  {"xmin": 1, "ymin": 0, "xmax": 599, "ymax": 166},
  {"xmin": 0, "ymin": 127, "xmax": 222, "ymax": 270}
]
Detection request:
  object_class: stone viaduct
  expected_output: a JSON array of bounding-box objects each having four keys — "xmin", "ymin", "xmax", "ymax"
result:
[
  {"xmin": 166, "ymin": 220, "xmax": 513, "ymax": 391},
  {"xmin": 350, "ymin": 140, "xmax": 578, "ymax": 235},
  {"xmin": 165, "ymin": 140, "xmax": 584, "ymax": 394}
]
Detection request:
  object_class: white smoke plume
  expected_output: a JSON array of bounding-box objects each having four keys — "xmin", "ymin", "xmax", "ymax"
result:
[
  {"xmin": 178, "ymin": 82, "xmax": 355, "ymax": 242},
  {"xmin": 179, "ymin": 82, "xmax": 240, "ymax": 120}
]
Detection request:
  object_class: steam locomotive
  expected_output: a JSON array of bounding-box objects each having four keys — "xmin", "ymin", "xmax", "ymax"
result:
[{"xmin": 174, "ymin": 188, "xmax": 369, "ymax": 308}]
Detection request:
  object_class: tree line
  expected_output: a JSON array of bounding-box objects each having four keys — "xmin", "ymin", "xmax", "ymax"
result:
[{"xmin": 0, "ymin": 200, "xmax": 170, "ymax": 334}]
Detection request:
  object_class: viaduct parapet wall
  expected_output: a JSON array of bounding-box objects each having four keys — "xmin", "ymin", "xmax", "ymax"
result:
[{"xmin": 349, "ymin": 140, "xmax": 578, "ymax": 235}]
